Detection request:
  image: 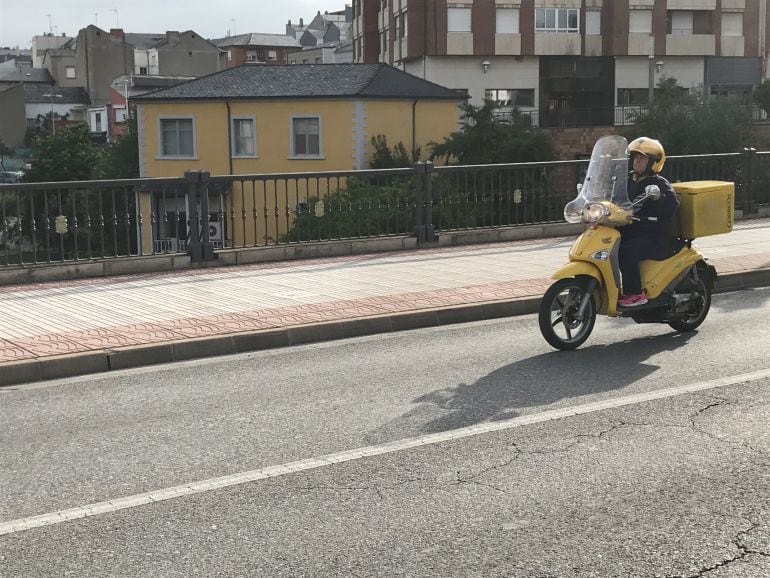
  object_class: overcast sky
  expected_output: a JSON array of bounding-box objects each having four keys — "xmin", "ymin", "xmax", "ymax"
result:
[{"xmin": 0, "ymin": 0, "xmax": 338, "ymax": 49}]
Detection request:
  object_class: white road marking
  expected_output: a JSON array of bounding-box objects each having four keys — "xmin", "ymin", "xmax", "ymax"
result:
[{"xmin": 2, "ymin": 367, "xmax": 770, "ymax": 537}]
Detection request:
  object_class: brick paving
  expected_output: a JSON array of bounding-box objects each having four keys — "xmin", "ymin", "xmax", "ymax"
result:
[{"xmin": 0, "ymin": 219, "xmax": 768, "ymax": 366}]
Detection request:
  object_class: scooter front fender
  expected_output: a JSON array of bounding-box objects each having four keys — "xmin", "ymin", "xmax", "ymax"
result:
[{"xmin": 551, "ymin": 261, "xmax": 602, "ymax": 283}]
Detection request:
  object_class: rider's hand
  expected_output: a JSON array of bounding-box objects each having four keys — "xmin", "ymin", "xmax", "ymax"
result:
[{"xmin": 644, "ymin": 184, "xmax": 661, "ymax": 200}]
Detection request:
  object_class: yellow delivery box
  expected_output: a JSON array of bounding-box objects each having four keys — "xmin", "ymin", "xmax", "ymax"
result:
[{"xmin": 671, "ymin": 180, "xmax": 734, "ymax": 239}]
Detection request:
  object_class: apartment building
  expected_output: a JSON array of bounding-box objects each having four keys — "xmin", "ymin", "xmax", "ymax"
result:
[{"xmin": 352, "ymin": 0, "xmax": 768, "ymax": 126}]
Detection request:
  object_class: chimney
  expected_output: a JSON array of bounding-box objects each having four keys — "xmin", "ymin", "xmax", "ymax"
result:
[
  {"xmin": 110, "ymin": 28, "xmax": 124, "ymax": 40},
  {"xmin": 166, "ymin": 31, "xmax": 180, "ymax": 42},
  {"xmin": 299, "ymin": 18, "xmax": 304, "ymax": 27}
]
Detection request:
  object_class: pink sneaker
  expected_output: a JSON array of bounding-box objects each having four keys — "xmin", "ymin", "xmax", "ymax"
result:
[{"xmin": 618, "ymin": 292, "xmax": 648, "ymax": 307}]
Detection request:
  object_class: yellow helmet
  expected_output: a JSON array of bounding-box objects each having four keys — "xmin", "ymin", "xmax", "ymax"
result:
[{"xmin": 627, "ymin": 137, "xmax": 666, "ymax": 173}]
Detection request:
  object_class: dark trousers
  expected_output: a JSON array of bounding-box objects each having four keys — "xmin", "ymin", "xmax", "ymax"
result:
[{"xmin": 619, "ymin": 237, "xmax": 673, "ymax": 294}]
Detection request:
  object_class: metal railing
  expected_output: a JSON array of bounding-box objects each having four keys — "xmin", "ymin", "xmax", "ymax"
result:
[
  {"xmin": 492, "ymin": 105, "xmax": 770, "ymax": 128},
  {"xmin": 1, "ymin": 151, "xmax": 768, "ymax": 268}
]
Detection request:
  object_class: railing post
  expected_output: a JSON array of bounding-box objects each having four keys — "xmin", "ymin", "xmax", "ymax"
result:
[
  {"xmin": 413, "ymin": 162, "xmax": 436, "ymax": 244},
  {"xmin": 184, "ymin": 170, "xmax": 215, "ymax": 262},
  {"xmin": 740, "ymin": 147, "xmax": 757, "ymax": 215}
]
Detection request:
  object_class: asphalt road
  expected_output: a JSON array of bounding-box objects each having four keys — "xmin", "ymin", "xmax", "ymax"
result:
[{"xmin": 2, "ymin": 286, "xmax": 770, "ymax": 577}]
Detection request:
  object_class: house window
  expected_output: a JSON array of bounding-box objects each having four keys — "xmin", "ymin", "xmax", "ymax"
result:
[
  {"xmin": 227, "ymin": 50, "xmax": 232, "ymax": 61},
  {"xmin": 711, "ymin": 85, "xmax": 751, "ymax": 104},
  {"xmin": 535, "ymin": 8, "xmax": 579, "ymax": 33},
  {"xmin": 315, "ymin": 57, "xmax": 322, "ymax": 63},
  {"xmin": 670, "ymin": 11, "xmax": 694, "ymax": 35},
  {"xmin": 268, "ymin": 50, "xmax": 277, "ymax": 60},
  {"xmin": 585, "ymin": 10, "xmax": 601, "ymax": 35},
  {"xmin": 231, "ymin": 116, "xmax": 256, "ymax": 157},
  {"xmin": 617, "ymin": 88, "xmax": 650, "ymax": 106},
  {"xmin": 485, "ymin": 89, "xmax": 535, "ymax": 107},
  {"xmin": 496, "ymin": 9, "xmax": 519, "ymax": 34},
  {"xmin": 722, "ymin": 13, "xmax": 743, "ymax": 37},
  {"xmin": 139, "ymin": 66, "xmax": 148, "ymax": 75},
  {"xmin": 291, "ymin": 116, "xmax": 322, "ymax": 157},
  {"xmin": 448, "ymin": 7, "xmax": 472, "ymax": 32},
  {"xmin": 159, "ymin": 117, "xmax": 195, "ymax": 157},
  {"xmin": 115, "ymin": 107, "xmax": 128, "ymax": 123},
  {"xmin": 629, "ymin": 10, "xmax": 652, "ymax": 34},
  {"xmin": 94, "ymin": 112, "xmax": 102, "ymax": 132},
  {"xmin": 65, "ymin": 66, "xmax": 76, "ymax": 79}
]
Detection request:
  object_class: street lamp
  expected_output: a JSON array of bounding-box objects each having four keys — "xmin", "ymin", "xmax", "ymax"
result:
[{"xmin": 42, "ymin": 93, "xmax": 63, "ymax": 135}]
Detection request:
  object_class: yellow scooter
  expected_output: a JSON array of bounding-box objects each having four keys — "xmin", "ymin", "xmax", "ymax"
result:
[{"xmin": 539, "ymin": 135, "xmax": 721, "ymax": 350}]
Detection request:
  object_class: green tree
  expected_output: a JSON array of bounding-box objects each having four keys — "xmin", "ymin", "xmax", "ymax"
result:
[
  {"xmin": 369, "ymin": 135, "xmax": 420, "ymax": 169},
  {"xmin": 22, "ymin": 124, "xmax": 101, "ymax": 183},
  {"xmin": 429, "ymin": 101, "xmax": 554, "ymax": 165},
  {"xmin": 94, "ymin": 116, "xmax": 140, "ymax": 179},
  {"xmin": 630, "ymin": 77, "xmax": 754, "ymax": 155}
]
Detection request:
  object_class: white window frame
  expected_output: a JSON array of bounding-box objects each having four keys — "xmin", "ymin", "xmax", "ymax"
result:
[
  {"xmin": 448, "ymin": 7, "xmax": 472, "ymax": 33},
  {"xmin": 231, "ymin": 115, "xmax": 257, "ymax": 158},
  {"xmin": 289, "ymin": 115, "xmax": 323, "ymax": 159},
  {"xmin": 268, "ymin": 50, "xmax": 278, "ymax": 60},
  {"xmin": 65, "ymin": 66, "xmax": 76, "ymax": 79},
  {"xmin": 496, "ymin": 8, "xmax": 519, "ymax": 34},
  {"xmin": 485, "ymin": 88, "xmax": 535, "ymax": 108},
  {"xmin": 157, "ymin": 116, "xmax": 197, "ymax": 159},
  {"xmin": 115, "ymin": 106, "xmax": 128, "ymax": 123},
  {"xmin": 535, "ymin": 8, "xmax": 579, "ymax": 33}
]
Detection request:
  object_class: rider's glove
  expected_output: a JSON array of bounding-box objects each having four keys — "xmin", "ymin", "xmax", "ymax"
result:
[{"xmin": 644, "ymin": 184, "xmax": 661, "ymax": 201}]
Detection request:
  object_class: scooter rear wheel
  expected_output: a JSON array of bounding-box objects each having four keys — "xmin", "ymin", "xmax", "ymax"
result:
[
  {"xmin": 668, "ymin": 277, "xmax": 711, "ymax": 332},
  {"xmin": 539, "ymin": 278, "xmax": 597, "ymax": 350}
]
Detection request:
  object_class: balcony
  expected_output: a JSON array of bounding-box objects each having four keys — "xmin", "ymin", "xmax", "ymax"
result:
[{"xmin": 666, "ymin": 33, "xmax": 715, "ymax": 55}]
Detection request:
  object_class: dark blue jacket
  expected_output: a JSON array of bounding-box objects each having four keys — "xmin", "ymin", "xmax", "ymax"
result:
[{"xmin": 620, "ymin": 173, "xmax": 680, "ymax": 249}]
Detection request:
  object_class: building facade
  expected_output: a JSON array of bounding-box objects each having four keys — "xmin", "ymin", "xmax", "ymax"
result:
[{"xmin": 352, "ymin": 0, "xmax": 769, "ymax": 126}]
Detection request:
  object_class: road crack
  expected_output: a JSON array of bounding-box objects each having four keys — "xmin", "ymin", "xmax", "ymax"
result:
[{"xmin": 668, "ymin": 522, "xmax": 770, "ymax": 577}]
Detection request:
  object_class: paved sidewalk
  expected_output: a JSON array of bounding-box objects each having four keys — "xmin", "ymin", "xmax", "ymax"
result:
[{"xmin": 1, "ymin": 219, "xmax": 769, "ymax": 385}]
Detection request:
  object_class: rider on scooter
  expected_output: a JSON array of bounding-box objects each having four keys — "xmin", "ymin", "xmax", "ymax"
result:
[{"xmin": 617, "ymin": 137, "xmax": 681, "ymax": 307}]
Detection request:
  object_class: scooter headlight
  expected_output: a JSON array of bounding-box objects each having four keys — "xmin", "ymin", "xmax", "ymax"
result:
[{"xmin": 582, "ymin": 203, "xmax": 609, "ymax": 223}]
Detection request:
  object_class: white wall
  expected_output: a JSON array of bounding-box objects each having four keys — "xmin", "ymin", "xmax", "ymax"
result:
[
  {"xmin": 615, "ymin": 56, "xmax": 704, "ymax": 92},
  {"xmin": 404, "ymin": 56, "xmax": 539, "ymax": 107}
]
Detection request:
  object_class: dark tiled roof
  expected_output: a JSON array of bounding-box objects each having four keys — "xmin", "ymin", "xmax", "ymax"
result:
[
  {"xmin": 124, "ymin": 33, "xmax": 168, "ymax": 49},
  {"xmin": 0, "ymin": 68, "xmax": 53, "ymax": 83},
  {"xmin": 133, "ymin": 64, "xmax": 464, "ymax": 101},
  {"xmin": 211, "ymin": 33, "xmax": 300, "ymax": 48},
  {"xmin": 24, "ymin": 84, "xmax": 90, "ymax": 104}
]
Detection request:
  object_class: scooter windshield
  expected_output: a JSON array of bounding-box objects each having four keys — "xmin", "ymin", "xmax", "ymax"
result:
[{"xmin": 564, "ymin": 135, "xmax": 630, "ymax": 223}]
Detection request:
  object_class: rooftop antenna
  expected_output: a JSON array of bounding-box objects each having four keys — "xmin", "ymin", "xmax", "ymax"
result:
[
  {"xmin": 94, "ymin": 12, "xmax": 99, "ymax": 26},
  {"xmin": 230, "ymin": 18, "xmax": 236, "ymax": 37},
  {"xmin": 110, "ymin": 8, "xmax": 119, "ymax": 27},
  {"xmin": 45, "ymin": 13, "xmax": 53, "ymax": 34}
]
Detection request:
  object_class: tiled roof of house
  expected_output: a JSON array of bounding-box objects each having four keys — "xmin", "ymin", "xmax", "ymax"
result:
[
  {"xmin": 134, "ymin": 64, "xmax": 464, "ymax": 101},
  {"xmin": 24, "ymin": 84, "xmax": 90, "ymax": 104},
  {"xmin": 124, "ymin": 33, "xmax": 168, "ymax": 49},
  {"xmin": 211, "ymin": 34, "xmax": 301, "ymax": 48},
  {"xmin": 0, "ymin": 68, "xmax": 53, "ymax": 83}
]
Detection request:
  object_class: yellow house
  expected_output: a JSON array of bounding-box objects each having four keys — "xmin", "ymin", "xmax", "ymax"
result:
[{"xmin": 133, "ymin": 63, "xmax": 464, "ymax": 249}]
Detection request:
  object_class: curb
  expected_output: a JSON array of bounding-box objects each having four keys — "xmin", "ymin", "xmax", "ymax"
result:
[{"xmin": 1, "ymin": 268, "xmax": 769, "ymax": 388}]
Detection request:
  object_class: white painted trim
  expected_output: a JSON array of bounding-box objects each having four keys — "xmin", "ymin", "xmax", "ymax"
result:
[
  {"xmin": 289, "ymin": 114, "xmax": 324, "ymax": 159},
  {"xmin": 156, "ymin": 115, "xmax": 197, "ymax": 159},
  {"xmin": 230, "ymin": 114, "xmax": 258, "ymax": 158}
]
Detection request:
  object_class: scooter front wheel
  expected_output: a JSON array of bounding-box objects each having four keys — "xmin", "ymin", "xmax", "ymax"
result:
[{"xmin": 539, "ymin": 278, "xmax": 597, "ymax": 350}]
